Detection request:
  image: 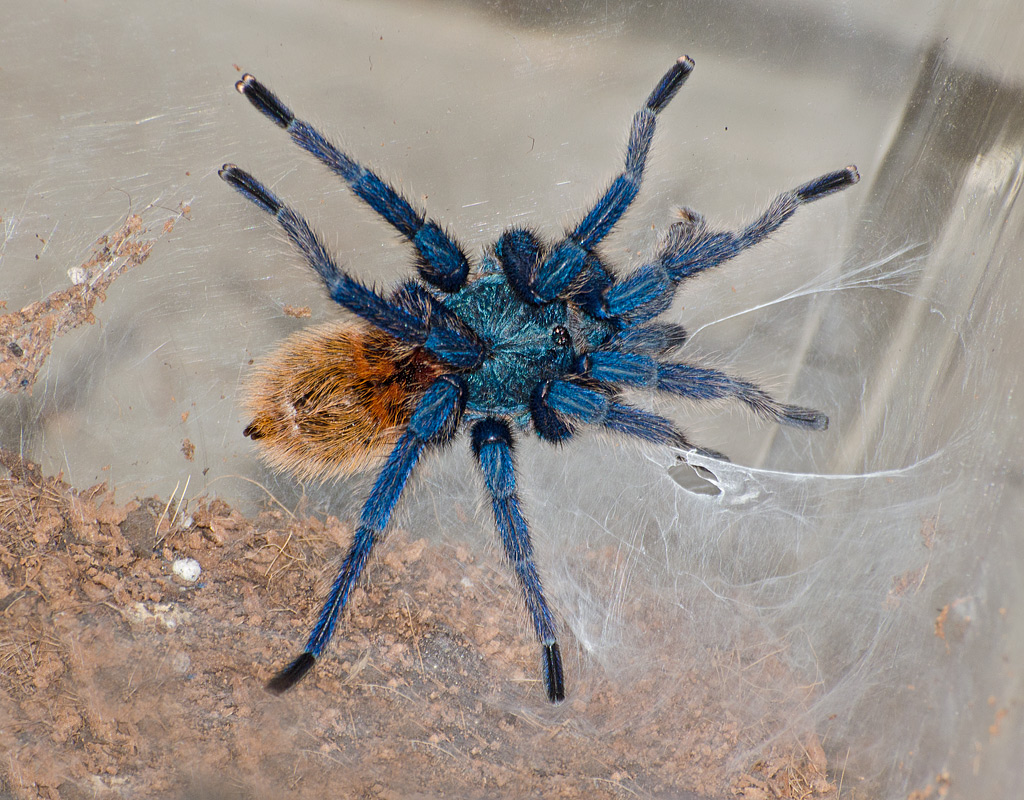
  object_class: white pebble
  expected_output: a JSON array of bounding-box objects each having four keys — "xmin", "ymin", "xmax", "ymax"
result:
[
  {"xmin": 67, "ymin": 266, "xmax": 88, "ymax": 285},
  {"xmin": 172, "ymin": 557, "xmax": 201, "ymax": 582}
]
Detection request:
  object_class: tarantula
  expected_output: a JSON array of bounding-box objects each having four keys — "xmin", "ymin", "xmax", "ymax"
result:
[{"xmin": 219, "ymin": 55, "xmax": 858, "ymax": 702}]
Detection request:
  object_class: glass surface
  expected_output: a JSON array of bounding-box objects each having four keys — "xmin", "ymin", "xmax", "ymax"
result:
[{"xmin": 2, "ymin": 1, "xmax": 1021, "ymax": 798}]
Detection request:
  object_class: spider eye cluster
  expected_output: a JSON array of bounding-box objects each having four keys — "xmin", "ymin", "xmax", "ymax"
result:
[{"xmin": 550, "ymin": 325, "xmax": 572, "ymax": 348}]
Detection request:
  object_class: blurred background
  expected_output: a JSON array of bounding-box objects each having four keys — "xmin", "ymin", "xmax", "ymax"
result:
[{"xmin": 2, "ymin": 0, "xmax": 1022, "ymax": 797}]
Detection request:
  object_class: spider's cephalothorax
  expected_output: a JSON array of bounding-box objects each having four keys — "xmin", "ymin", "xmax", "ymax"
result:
[{"xmin": 220, "ymin": 57, "xmax": 858, "ymax": 703}]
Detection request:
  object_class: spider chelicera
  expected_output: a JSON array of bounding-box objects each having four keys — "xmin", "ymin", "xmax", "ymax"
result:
[{"xmin": 219, "ymin": 56, "xmax": 858, "ymax": 703}]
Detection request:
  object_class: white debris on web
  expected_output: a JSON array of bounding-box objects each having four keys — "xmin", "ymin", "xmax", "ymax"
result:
[{"xmin": 67, "ymin": 266, "xmax": 88, "ymax": 285}]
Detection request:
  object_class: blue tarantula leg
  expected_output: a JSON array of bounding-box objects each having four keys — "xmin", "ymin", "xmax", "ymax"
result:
[
  {"xmin": 603, "ymin": 322, "xmax": 689, "ymax": 355},
  {"xmin": 391, "ymin": 282, "xmax": 487, "ymax": 369},
  {"xmin": 794, "ymin": 167, "xmax": 862, "ymax": 202},
  {"xmin": 234, "ymin": 73, "xmax": 470, "ymax": 292},
  {"xmin": 267, "ymin": 375, "xmax": 467, "ymax": 693},
  {"xmin": 580, "ymin": 350, "xmax": 828, "ymax": 430},
  {"xmin": 471, "ymin": 418, "xmax": 565, "ymax": 703},
  {"xmin": 219, "ymin": 165, "xmax": 423, "ymax": 341},
  {"xmin": 537, "ymin": 378, "xmax": 709, "ymax": 452},
  {"xmin": 532, "ymin": 56, "xmax": 695, "ymax": 303},
  {"xmin": 495, "ymin": 227, "xmax": 545, "ymax": 305},
  {"xmin": 655, "ymin": 362, "xmax": 828, "ymax": 429},
  {"xmin": 697, "ymin": 166, "xmax": 861, "ymax": 281},
  {"xmin": 603, "ymin": 262, "xmax": 675, "ymax": 326},
  {"xmin": 530, "ymin": 380, "xmax": 577, "ymax": 443},
  {"xmin": 607, "ymin": 167, "xmax": 860, "ymax": 324},
  {"xmin": 219, "ymin": 166, "xmax": 483, "ymax": 367}
]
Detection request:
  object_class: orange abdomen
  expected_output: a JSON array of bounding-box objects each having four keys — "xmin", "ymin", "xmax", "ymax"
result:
[{"xmin": 243, "ymin": 321, "xmax": 444, "ymax": 481}]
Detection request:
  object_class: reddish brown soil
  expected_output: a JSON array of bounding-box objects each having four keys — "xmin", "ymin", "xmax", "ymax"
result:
[
  {"xmin": 0, "ymin": 212, "xmax": 182, "ymax": 397},
  {"xmin": 0, "ymin": 450, "xmax": 839, "ymax": 800}
]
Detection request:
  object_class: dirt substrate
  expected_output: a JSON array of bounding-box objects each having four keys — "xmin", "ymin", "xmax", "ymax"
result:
[{"xmin": 0, "ymin": 450, "xmax": 840, "ymax": 800}]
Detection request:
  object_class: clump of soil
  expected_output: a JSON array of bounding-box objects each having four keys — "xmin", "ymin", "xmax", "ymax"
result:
[
  {"xmin": 0, "ymin": 449, "xmax": 840, "ymax": 800},
  {"xmin": 0, "ymin": 210, "xmax": 185, "ymax": 396}
]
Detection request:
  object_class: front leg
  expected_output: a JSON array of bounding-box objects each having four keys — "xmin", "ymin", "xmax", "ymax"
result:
[
  {"xmin": 532, "ymin": 56, "xmax": 696, "ymax": 303},
  {"xmin": 233, "ymin": 73, "xmax": 471, "ymax": 292}
]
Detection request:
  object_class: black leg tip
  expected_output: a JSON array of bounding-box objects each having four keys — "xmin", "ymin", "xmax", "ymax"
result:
[
  {"xmin": 235, "ymin": 73, "xmax": 257, "ymax": 94},
  {"xmin": 219, "ymin": 165, "xmax": 282, "ymax": 215},
  {"xmin": 267, "ymin": 652, "xmax": 316, "ymax": 694},
  {"xmin": 233, "ymin": 72, "xmax": 294, "ymax": 129},
  {"xmin": 784, "ymin": 407, "xmax": 829, "ymax": 431},
  {"xmin": 543, "ymin": 642, "xmax": 565, "ymax": 703},
  {"xmin": 218, "ymin": 163, "xmax": 243, "ymax": 186},
  {"xmin": 796, "ymin": 166, "xmax": 861, "ymax": 203},
  {"xmin": 647, "ymin": 56, "xmax": 696, "ymax": 113}
]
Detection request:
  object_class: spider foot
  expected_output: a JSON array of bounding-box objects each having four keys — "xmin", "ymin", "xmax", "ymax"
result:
[
  {"xmin": 219, "ymin": 164, "xmax": 282, "ymax": 216},
  {"xmin": 235, "ymin": 73, "xmax": 295, "ymax": 130},
  {"xmin": 795, "ymin": 166, "xmax": 860, "ymax": 203},
  {"xmin": 267, "ymin": 651, "xmax": 316, "ymax": 693},
  {"xmin": 646, "ymin": 55, "xmax": 695, "ymax": 112},
  {"xmin": 543, "ymin": 641, "xmax": 566, "ymax": 703},
  {"xmin": 780, "ymin": 405, "xmax": 829, "ymax": 431}
]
